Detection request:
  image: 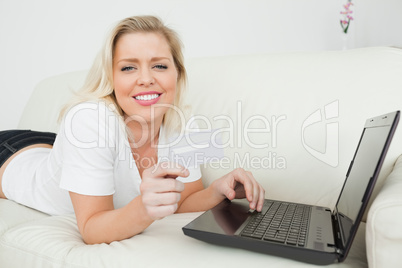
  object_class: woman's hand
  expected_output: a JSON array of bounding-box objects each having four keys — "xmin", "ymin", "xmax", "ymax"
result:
[
  {"xmin": 140, "ymin": 162, "xmax": 189, "ymax": 220},
  {"xmin": 210, "ymin": 168, "xmax": 265, "ymax": 212}
]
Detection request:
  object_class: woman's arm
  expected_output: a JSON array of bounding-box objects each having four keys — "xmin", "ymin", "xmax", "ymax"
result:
[
  {"xmin": 70, "ymin": 164, "xmax": 188, "ymax": 244},
  {"xmin": 175, "ymin": 179, "xmax": 221, "ymax": 213},
  {"xmin": 70, "ymin": 193, "xmax": 153, "ymax": 244},
  {"xmin": 177, "ymin": 168, "xmax": 266, "ymax": 213}
]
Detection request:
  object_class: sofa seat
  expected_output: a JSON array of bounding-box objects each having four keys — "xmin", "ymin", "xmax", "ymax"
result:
[{"xmin": 0, "ymin": 198, "xmax": 367, "ymax": 268}]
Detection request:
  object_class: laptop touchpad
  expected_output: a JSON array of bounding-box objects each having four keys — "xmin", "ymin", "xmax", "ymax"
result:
[{"xmin": 188, "ymin": 199, "xmax": 251, "ymax": 235}]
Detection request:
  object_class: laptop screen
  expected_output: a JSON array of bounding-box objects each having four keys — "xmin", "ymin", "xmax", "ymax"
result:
[{"xmin": 334, "ymin": 111, "xmax": 399, "ymax": 252}]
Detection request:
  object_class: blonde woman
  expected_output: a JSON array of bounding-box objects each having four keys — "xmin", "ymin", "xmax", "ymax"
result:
[{"xmin": 0, "ymin": 15, "xmax": 265, "ymax": 244}]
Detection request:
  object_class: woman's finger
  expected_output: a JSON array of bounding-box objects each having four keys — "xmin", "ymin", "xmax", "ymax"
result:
[
  {"xmin": 145, "ymin": 162, "xmax": 189, "ymax": 179},
  {"xmin": 140, "ymin": 178, "xmax": 184, "ymax": 194},
  {"xmin": 142, "ymin": 192, "xmax": 181, "ymax": 206},
  {"xmin": 146, "ymin": 203, "xmax": 178, "ymax": 220},
  {"xmin": 246, "ymin": 171, "xmax": 260, "ymax": 209},
  {"xmin": 257, "ymin": 187, "xmax": 266, "ymax": 212},
  {"xmin": 233, "ymin": 169, "xmax": 265, "ymax": 211},
  {"xmin": 233, "ymin": 168, "xmax": 256, "ymax": 203}
]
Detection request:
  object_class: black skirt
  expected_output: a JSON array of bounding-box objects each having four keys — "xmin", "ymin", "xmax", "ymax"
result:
[{"xmin": 0, "ymin": 130, "xmax": 56, "ymax": 168}]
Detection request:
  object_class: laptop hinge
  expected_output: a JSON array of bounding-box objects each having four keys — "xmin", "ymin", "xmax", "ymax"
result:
[{"xmin": 331, "ymin": 212, "xmax": 345, "ymax": 256}]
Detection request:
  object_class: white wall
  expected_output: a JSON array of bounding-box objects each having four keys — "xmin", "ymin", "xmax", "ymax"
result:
[{"xmin": 1, "ymin": 0, "xmax": 401, "ymax": 130}]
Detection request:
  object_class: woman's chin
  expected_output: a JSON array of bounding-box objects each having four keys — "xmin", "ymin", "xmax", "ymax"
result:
[{"xmin": 124, "ymin": 112, "xmax": 166, "ymax": 126}]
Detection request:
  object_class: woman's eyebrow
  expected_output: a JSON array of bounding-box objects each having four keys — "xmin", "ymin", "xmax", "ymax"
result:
[
  {"xmin": 151, "ymin": 57, "xmax": 171, "ymax": 62},
  {"xmin": 116, "ymin": 57, "xmax": 172, "ymax": 64}
]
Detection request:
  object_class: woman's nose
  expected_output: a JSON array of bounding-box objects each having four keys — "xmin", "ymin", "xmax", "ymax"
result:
[{"xmin": 137, "ymin": 69, "xmax": 155, "ymax": 86}]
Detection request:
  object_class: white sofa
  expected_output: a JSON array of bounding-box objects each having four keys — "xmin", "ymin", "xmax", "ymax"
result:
[{"xmin": 1, "ymin": 47, "xmax": 402, "ymax": 268}]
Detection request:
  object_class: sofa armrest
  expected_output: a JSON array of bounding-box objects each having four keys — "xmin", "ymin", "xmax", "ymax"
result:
[{"xmin": 366, "ymin": 154, "xmax": 402, "ymax": 268}]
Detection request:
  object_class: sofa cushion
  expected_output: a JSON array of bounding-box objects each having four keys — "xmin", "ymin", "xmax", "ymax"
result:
[
  {"xmin": 0, "ymin": 210, "xmax": 367, "ymax": 268},
  {"xmin": 18, "ymin": 70, "xmax": 87, "ymax": 133},
  {"xmin": 0, "ymin": 199, "xmax": 47, "ymax": 236},
  {"xmin": 366, "ymin": 154, "xmax": 402, "ymax": 268}
]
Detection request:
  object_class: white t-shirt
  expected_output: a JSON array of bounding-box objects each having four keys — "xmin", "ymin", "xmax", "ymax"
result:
[{"xmin": 2, "ymin": 101, "xmax": 202, "ymax": 215}]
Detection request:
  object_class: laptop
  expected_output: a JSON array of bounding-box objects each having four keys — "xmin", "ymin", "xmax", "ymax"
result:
[{"xmin": 182, "ymin": 111, "xmax": 400, "ymax": 265}]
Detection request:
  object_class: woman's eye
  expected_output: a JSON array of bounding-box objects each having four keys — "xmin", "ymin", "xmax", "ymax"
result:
[
  {"xmin": 121, "ymin": 66, "xmax": 135, "ymax": 72},
  {"xmin": 154, "ymin": 64, "xmax": 168, "ymax": 70}
]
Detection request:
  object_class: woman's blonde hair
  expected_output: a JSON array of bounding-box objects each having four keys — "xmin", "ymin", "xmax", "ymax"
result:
[{"xmin": 59, "ymin": 15, "xmax": 187, "ymax": 135}]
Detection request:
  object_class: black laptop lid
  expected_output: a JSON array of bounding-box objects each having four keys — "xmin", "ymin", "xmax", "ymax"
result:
[{"xmin": 334, "ymin": 111, "xmax": 399, "ymax": 259}]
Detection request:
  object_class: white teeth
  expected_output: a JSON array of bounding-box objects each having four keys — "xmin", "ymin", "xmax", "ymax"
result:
[{"xmin": 135, "ymin": 94, "xmax": 160, "ymax": 101}]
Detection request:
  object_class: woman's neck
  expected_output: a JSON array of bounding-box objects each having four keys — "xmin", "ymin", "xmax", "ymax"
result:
[{"xmin": 125, "ymin": 116, "xmax": 163, "ymax": 150}]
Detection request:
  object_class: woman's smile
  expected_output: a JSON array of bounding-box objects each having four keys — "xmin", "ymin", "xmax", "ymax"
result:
[{"xmin": 133, "ymin": 91, "xmax": 162, "ymax": 106}]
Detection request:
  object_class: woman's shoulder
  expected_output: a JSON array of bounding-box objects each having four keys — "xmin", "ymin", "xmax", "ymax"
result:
[
  {"xmin": 58, "ymin": 100, "xmax": 126, "ymax": 149},
  {"xmin": 60, "ymin": 100, "xmax": 122, "ymax": 128},
  {"xmin": 60, "ymin": 100, "xmax": 123, "ymax": 137}
]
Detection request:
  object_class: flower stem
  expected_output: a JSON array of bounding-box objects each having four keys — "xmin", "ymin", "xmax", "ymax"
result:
[{"xmin": 344, "ymin": 18, "xmax": 350, "ymax": 34}]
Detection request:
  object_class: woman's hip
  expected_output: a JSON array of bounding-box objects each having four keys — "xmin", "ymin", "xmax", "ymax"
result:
[{"xmin": 0, "ymin": 129, "xmax": 56, "ymax": 168}]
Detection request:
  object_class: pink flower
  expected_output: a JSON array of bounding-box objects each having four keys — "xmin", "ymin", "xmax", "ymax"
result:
[{"xmin": 340, "ymin": 0, "xmax": 354, "ymax": 34}]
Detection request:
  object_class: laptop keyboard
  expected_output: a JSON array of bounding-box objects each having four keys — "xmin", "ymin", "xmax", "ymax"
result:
[{"xmin": 240, "ymin": 200, "xmax": 311, "ymax": 247}]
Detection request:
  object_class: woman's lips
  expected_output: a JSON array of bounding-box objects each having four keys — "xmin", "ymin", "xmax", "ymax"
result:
[{"xmin": 133, "ymin": 91, "xmax": 162, "ymax": 106}]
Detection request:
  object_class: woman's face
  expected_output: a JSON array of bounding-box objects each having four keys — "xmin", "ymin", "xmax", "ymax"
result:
[{"xmin": 113, "ymin": 32, "xmax": 178, "ymax": 126}]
